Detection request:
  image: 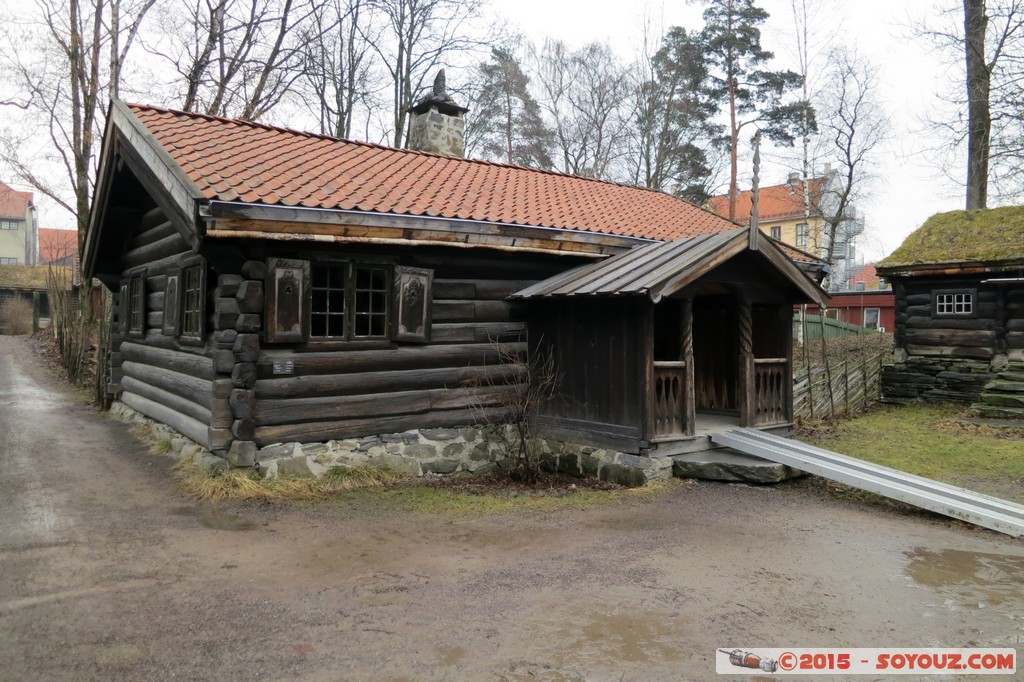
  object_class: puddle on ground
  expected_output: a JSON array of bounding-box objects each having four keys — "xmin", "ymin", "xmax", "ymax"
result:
[
  {"xmin": 172, "ymin": 506, "xmax": 258, "ymax": 531},
  {"xmin": 905, "ymin": 548, "xmax": 1024, "ymax": 606},
  {"xmin": 546, "ymin": 607, "xmax": 682, "ymax": 669}
]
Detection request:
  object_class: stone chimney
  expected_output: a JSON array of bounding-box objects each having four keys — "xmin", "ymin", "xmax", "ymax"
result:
[
  {"xmin": 406, "ymin": 70, "xmax": 469, "ymax": 157},
  {"xmin": 787, "ymin": 171, "xmax": 801, "ymax": 186}
]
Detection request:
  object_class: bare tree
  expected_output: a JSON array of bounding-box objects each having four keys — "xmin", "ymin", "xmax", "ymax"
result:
[
  {"xmin": 368, "ymin": 0, "xmax": 486, "ymax": 148},
  {"xmin": 915, "ymin": 0, "xmax": 1024, "ymax": 207},
  {"xmin": 2, "ymin": 0, "xmax": 154, "ymax": 237},
  {"xmin": 533, "ymin": 40, "xmax": 631, "ymax": 179},
  {"xmin": 148, "ymin": 0, "xmax": 319, "ymax": 121},
  {"xmin": 298, "ymin": 0, "xmax": 379, "ymax": 137},
  {"xmin": 813, "ymin": 47, "xmax": 888, "ymax": 285}
]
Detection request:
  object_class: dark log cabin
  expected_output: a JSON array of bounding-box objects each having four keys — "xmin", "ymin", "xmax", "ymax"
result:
[
  {"xmin": 878, "ymin": 208, "xmax": 1024, "ymax": 414},
  {"xmin": 85, "ymin": 96, "xmax": 827, "ymax": 467}
]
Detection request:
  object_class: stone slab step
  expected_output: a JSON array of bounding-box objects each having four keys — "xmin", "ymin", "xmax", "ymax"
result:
[
  {"xmin": 972, "ymin": 404, "xmax": 1024, "ymax": 420},
  {"xmin": 671, "ymin": 449, "xmax": 802, "ymax": 484},
  {"xmin": 955, "ymin": 417, "xmax": 1024, "ymax": 431},
  {"xmin": 984, "ymin": 380, "xmax": 1024, "ymax": 394}
]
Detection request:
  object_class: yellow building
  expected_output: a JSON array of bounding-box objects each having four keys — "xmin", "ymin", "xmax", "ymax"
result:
[{"xmin": 707, "ymin": 171, "xmax": 864, "ymax": 291}]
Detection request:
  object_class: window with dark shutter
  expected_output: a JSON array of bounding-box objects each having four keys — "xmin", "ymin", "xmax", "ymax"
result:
[
  {"xmin": 180, "ymin": 262, "xmax": 206, "ymax": 342},
  {"xmin": 128, "ymin": 273, "xmax": 145, "ymax": 337}
]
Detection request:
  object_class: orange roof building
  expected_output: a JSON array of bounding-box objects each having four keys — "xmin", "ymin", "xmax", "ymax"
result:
[
  {"xmin": 0, "ymin": 181, "xmax": 38, "ymax": 266},
  {"xmin": 85, "ymin": 96, "xmax": 826, "ymax": 469},
  {"xmin": 707, "ymin": 172, "xmax": 866, "ymax": 292}
]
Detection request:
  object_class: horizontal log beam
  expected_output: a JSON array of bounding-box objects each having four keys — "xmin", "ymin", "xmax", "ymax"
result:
[
  {"xmin": 122, "ymin": 360, "xmax": 214, "ymax": 409},
  {"xmin": 122, "ymin": 391, "xmax": 211, "ymax": 447},
  {"xmin": 434, "ymin": 300, "xmax": 513, "ymax": 322},
  {"xmin": 256, "ymin": 385, "xmax": 520, "ymax": 427},
  {"xmin": 905, "ymin": 317, "xmax": 993, "ymax": 330},
  {"xmin": 122, "ymin": 375, "xmax": 211, "ymax": 425},
  {"xmin": 254, "ymin": 407, "xmax": 509, "ymax": 446},
  {"xmin": 430, "ymin": 322, "xmax": 526, "ymax": 344},
  {"xmin": 904, "ymin": 330, "xmax": 995, "ymax": 346},
  {"xmin": 905, "ymin": 344, "xmax": 993, "ymax": 359},
  {"xmin": 256, "ymin": 342, "xmax": 525, "ymax": 379},
  {"xmin": 126, "ymin": 220, "xmax": 175, "ymax": 251},
  {"xmin": 120, "ymin": 232, "xmax": 190, "ymax": 271},
  {"xmin": 121, "ymin": 341, "xmax": 215, "ymax": 378},
  {"xmin": 255, "ymin": 363, "xmax": 524, "ymax": 400}
]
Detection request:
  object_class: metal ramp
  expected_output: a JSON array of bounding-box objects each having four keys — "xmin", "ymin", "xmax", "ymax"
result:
[{"xmin": 712, "ymin": 429, "xmax": 1024, "ymax": 538}]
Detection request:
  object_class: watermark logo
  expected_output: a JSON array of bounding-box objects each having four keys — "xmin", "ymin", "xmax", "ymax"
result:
[{"xmin": 716, "ymin": 648, "xmax": 1016, "ymax": 675}]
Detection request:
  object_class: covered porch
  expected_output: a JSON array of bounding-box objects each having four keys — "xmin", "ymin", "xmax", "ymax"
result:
[{"xmin": 511, "ymin": 227, "xmax": 828, "ymax": 456}]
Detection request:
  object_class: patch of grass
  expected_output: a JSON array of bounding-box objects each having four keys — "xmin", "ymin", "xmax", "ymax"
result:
[
  {"xmin": 173, "ymin": 455, "xmax": 685, "ymax": 511},
  {"xmin": 335, "ymin": 478, "xmax": 684, "ymax": 515},
  {"xmin": 173, "ymin": 458, "xmax": 408, "ymax": 502},
  {"xmin": 795, "ymin": 404, "xmax": 1024, "ymax": 502}
]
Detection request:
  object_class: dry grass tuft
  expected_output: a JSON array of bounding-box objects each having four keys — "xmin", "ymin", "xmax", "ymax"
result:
[
  {"xmin": 0, "ymin": 296, "xmax": 33, "ymax": 335},
  {"xmin": 173, "ymin": 457, "xmax": 408, "ymax": 502}
]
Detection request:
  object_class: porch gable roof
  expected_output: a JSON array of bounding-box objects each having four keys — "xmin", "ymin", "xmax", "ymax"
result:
[{"xmin": 510, "ymin": 227, "xmax": 828, "ymax": 305}]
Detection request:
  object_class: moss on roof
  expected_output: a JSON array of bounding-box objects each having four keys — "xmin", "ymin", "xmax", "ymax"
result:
[
  {"xmin": 880, "ymin": 206, "xmax": 1024, "ymax": 267},
  {"xmin": 0, "ymin": 264, "xmax": 69, "ymax": 290}
]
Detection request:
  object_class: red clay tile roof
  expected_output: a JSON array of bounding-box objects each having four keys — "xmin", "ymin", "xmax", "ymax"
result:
[
  {"xmin": 39, "ymin": 228, "xmax": 78, "ymax": 263},
  {"xmin": 0, "ymin": 181, "xmax": 33, "ymax": 220},
  {"xmin": 127, "ymin": 104, "xmax": 739, "ymax": 241},
  {"xmin": 707, "ymin": 177, "xmax": 826, "ymax": 222}
]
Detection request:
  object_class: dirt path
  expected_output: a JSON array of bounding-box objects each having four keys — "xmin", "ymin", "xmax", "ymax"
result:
[{"xmin": 0, "ymin": 334, "xmax": 1021, "ymax": 681}]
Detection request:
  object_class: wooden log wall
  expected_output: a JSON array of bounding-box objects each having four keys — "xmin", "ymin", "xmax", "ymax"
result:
[
  {"xmin": 111, "ymin": 206, "xmax": 220, "ymax": 450},
  {"xmin": 897, "ymin": 277, "xmax": 1022, "ymax": 360},
  {"xmin": 253, "ymin": 277, "xmax": 533, "ymax": 447}
]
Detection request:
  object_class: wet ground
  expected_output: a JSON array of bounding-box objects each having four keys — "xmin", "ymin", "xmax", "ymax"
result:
[{"xmin": 1, "ymin": 334, "xmax": 1022, "ymax": 681}]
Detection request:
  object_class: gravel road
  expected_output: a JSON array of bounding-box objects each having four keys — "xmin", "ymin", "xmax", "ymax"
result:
[{"xmin": 1, "ymin": 334, "xmax": 1021, "ymax": 681}]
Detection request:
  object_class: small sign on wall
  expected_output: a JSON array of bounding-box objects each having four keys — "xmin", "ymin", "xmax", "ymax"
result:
[{"xmin": 272, "ymin": 359, "xmax": 294, "ymax": 375}]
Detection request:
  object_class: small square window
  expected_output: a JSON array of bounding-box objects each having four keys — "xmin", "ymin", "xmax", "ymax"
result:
[{"xmin": 934, "ymin": 290, "xmax": 974, "ymax": 316}]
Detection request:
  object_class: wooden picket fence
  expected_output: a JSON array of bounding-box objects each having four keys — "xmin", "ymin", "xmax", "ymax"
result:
[
  {"xmin": 794, "ymin": 313, "xmax": 876, "ymax": 341},
  {"xmin": 793, "ymin": 351, "xmax": 886, "ymax": 422}
]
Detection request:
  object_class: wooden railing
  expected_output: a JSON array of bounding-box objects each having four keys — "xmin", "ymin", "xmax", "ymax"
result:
[
  {"xmin": 753, "ymin": 358, "xmax": 788, "ymax": 425},
  {"xmin": 652, "ymin": 361, "xmax": 686, "ymax": 437}
]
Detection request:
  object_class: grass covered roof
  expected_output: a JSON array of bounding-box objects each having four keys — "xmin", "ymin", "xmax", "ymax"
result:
[
  {"xmin": 880, "ymin": 206, "xmax": 1024, "ymax": 268},
  {"xmin": 0, "ymin": 264, "xmax": 69, "ymax": 290}
]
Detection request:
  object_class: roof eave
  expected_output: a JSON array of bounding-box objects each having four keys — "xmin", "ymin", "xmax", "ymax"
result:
[{"xmin": 877, "ymin": 258, "xmax": 1024, "ymax": 277}]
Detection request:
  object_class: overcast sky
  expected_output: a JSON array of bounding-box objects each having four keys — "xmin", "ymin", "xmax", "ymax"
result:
[
  {"xmin": 497, "ymin": 0, "xmax": 963, "ymax": 262},
  {"xmin": 22, "ymin": 0, "xmax": 965, "ymax": 263}
]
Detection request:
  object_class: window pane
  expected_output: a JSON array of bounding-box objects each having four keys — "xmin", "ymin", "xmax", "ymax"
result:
[
  {"xmin": 328, "ymin": 289, "xmax": 345, "ymax": 313},
  {"xmin": 311, "ymin": 314, "xmax": 326, "ymax": 337},
  {"xmin": 312, "ymin": 266, "xmax": 328, "ymax": 288},
  {"xmin": 356, "ymin": 267, "xmax": 371, "ymax": 289},
  {"xmin": 356, "ymin": 290, "xmax": 370, "ymax": 311},
  {"xmin": 355, "ymin": 314, "xmax": 370, "ymax": 337},
  {"xmin": 312, "ymin": 289, "xmax": 327, "ymax": 312},
  {"xmin": 327, "ymin": 314, "xmax": 345, "ymax": 337},
  {"xmin": 371, "ymin": 314, "xmax": 385, "ymax": 336}
]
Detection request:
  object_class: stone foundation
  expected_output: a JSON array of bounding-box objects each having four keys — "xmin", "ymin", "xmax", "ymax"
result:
[
  {"xmin": 109, "ymin": 401, "xmax": 672, "ymax": 487},
  {"xmin": 881, "ymin": 357, "xmax": 998, "ymax": 405}
]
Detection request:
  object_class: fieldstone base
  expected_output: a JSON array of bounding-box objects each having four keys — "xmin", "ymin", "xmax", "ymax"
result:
[
  {"xmin": 109, "ymin": 401, "xmax": 227, "ymax": 473},
  {"xmin": 882, "ymin": 357, "xmax": 997, "ymax": 405},
  {"xmin": 256, "ymin": 426, "xmax": 673, "ymax": 488},
  {"xmin": 109, "ymin": 402, "xmax": 671, "ymax": 487}
]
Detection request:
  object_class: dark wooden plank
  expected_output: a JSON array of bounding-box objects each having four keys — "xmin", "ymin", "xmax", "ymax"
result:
[
  {"xmin": 121, "ymin": 375, "xmax": 211, "ymax": 425},
  {"xmin": 254, "ymin": 407, "xmax": 509, "ymax": 446},
  {"xmin": 255, "ymin": 385, "xmax": 518, "ymax": 427},
  {"xmin": 430, "ymin": 322, "xmax": 526, "ymax": 343},
  {"xmin": 121, "ymin": 360, "xmax": 214, "ymax": 408},
  {"xmin": 255, "ymin": 363, "xmax": 524, "ymax": 400},
  {"xmin": 256, "ymin": 342, "xmax": 525, "ymax": 379},
  {"xmin": 121, "ymin": 391, "xmax": 210, "ymax": 447}
]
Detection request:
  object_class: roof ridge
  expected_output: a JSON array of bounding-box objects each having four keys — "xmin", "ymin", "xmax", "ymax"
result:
[{"xmin": 125, "ymin": 102, "xmax": 716, "ymax": 205}]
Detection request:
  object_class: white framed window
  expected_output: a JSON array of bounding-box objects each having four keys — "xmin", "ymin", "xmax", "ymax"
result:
[
  {"xmin": 770, "ymin": 226, "xmax": 781, "ymax": 240},
  {"xmin": 0, "ymin": 220, "xmax": 19, "ymax": 230},
  {"xmin": 796, "ymin": 223, "xmax": 809, "ymax": 247},
  {"xmin": 863, "ymin": 307, "xmax": 880, "ymax": 330},
  {"xmin": 934, "ymin": 290, "xmax": 974, "ymax": 316},
  {"xmin": 0, "ymin": 257, "xmax": 17, "ymax": 264}
]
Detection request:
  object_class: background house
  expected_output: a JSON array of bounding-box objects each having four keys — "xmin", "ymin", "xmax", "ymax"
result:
[
  {"xmin": 39, "ymin": 228, "xmax": 79, "ymax": 265},
  {"xmin": 877, "ymin": 207, "xmax": 1024, "ymax": 415},
  {"xmin": 0, "ymin": 181, "xmax": 39, "ymax": 266},
  {"xmin": 707, "ymin": 169, "xmax": 865, "ymax": 292}
]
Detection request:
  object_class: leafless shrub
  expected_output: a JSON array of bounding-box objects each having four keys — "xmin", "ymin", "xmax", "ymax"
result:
[
  {"xmin": 0, "ymin": 296, "xmax": 34, "ymax": 335},
  {"xmin": 472, "ymin": 340, "xmax": 560, "ymax": 484}
]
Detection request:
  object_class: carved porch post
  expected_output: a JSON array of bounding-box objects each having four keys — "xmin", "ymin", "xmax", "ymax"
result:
[{"xmin": 738, "ymin": 299, "xmax": 755, "ymax": 427}]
